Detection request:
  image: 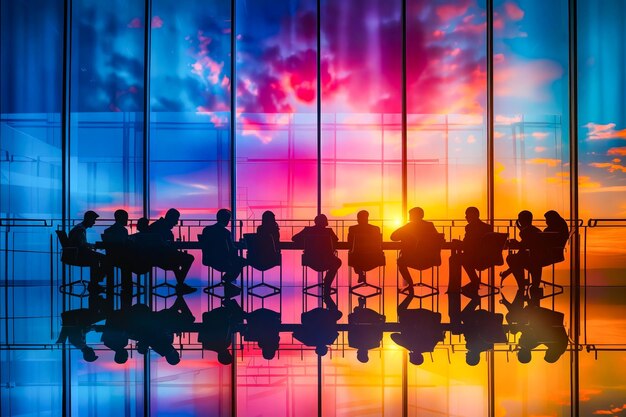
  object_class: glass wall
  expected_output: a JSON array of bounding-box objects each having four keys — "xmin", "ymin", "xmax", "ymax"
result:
[{"xmin": 1, "ymin": 0, "xmax": 625, "ymax": 416}]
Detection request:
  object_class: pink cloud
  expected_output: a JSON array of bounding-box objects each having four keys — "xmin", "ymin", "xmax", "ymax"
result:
[
  {"xmin": 585, "ymin": 122, "xmax": 626, "ymax": 140},
  {"xmin": 151, "ymin": 16, "xmax": 163, "ymax": 29},
  {"xmin": 608, "ymin": 147, "xmax": 626, "ymax": 156},
  {"xmin": 532, "ymin": 132, "xmax": 549, "ymax": 139},
  {"xmin": 494, "ymin": 59, "xmax": 563, "ymax": 100},
  {"xmin": 504, "ymin": 1, "xmax": 525, "ymax": 21},
  {"xmin": 127, "ymin": 17, "xmax": 141, "ymax": 29},
  {"xmin": 436, "ymin": 2, "xmax": 471, "ymax": 21}
]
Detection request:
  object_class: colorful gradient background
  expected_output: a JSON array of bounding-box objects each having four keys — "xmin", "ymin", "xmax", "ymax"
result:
[{"xmin": 1, "ymin": 0, "xmax": 626, "ymax": 416}]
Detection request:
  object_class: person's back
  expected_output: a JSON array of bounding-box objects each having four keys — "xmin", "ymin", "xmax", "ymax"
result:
[
  {"xmin": 149, "ymin": 208, "xmax": 180, "ymax": 242},
  {"xmin": 68, "ymin": 223, "xmax": 88, "ymax": 248},
  {"xmin": 103, "ymin": 224, "xmax": 128, "ymax": 243}
]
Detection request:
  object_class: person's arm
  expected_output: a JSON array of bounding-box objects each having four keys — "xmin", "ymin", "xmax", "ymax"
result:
[
  {"xmin": 347, "ymin": 226, "xmax": 354, "ymax": 249},
  {"xmin": 329, "ymin": 228, "xmax": 339, "ymax": 244},
  {"xmin": 390, "ymin": 224, "xmax": 405, "ymax": 241},
  {"xmin": 292, "ymin": 228, "xmax": 305, "ymax": 244}
]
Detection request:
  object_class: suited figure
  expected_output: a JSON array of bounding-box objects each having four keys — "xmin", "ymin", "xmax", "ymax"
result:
[
  {"xmin": 201, "ymin": 208, "xmax": 246, "ymax": 285},
  {"xmin": 347, "ymin": 210, "xmax": 383, "ymax": 284},
  {"xmin": 391, "ymin": 207, "xmax": 440, "ymax": 293}
]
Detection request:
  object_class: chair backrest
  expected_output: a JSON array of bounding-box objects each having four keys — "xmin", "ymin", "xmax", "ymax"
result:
[
  {"xmin": 348, "ymin": 232, "xmax": 385, "ymax": 270},
  {"xmin": 302, "ymin": 233, "xmax": 335, "ymax": 271},
  {"xmin": 475, "ymin": 232, "xmax": 508, "ymax": 271},
  {"xmin": 532, "ymin": 231, "xmax": 566, "ymax": 267},
  {"xmin": 55, "ymin": 230, "xmax": 69, "ymax": 248},
  {"xmin": 403, "ymin": 232, "xmax": 445, "ymax": 270},
  {"xmin": 245, "ymin": 233, "xmax": 281, "ymax": 271},
  {"xmin": 198, "ymin": 232, "xmax": 231, "ymax": 269},
  {"xmin": 56, "ymin": 230, "xmax": 82, "ymax": 266}
]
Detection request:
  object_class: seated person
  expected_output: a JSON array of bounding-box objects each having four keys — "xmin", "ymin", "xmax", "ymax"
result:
[
  {"xmin": 242, "ymin": 308, "xmax": 281, "ymax": 360},
  {"xmin": 257, "ymin": 210, "xmax": 280, "ymax": 250},
  {"xmin": 67, "ymin": 210, "xmax": 112, "ymax": 293},
  {"xmin": 348, "ymin": 297, "xmax": 385, "ymax": 363},
  {"xmin": 462, "ymin": 305, "xmax": 507, "ymax": 366},
  {"xmin": 56, "ymin": 306, "xmax": 106, "ymax": 362},
  {"xmin": 292, "ymin": 214, "xmax": 341, "ymax": 306},
  {"xmin": 293, "ymin": 307, "xmax": 343, "ymax": 356},
  {"xmin": 347, "ymin": 210, "xmax": 384, "ymax": 284},
  {"xmin": 102, "ymin": 209, "xmax": 132, "ymax": 302},
  {"xmin": 535, "ymin": 210, "xmax": 570, "ymax": 270},
  {"xmin": 201, "ymin": 209, "xmax": 246, "ymax": 284},
  {"xmin": 198, "ymin": 299, "xmax": 244, "ymax": 365},
  {"xmin": 500, "ymin": 210, "xmax": 542, "ymax": 291},
  {"xmin": 449, "ymin": 207, "xmax": 493, "ymax": 297},
  {"xmin": 147, "ymin": 208, "xmax": 195, "ymax": 295},
  {"xmin": 390, "ymin": 207, "xmax": 440, "ymax": 294},
  {"xmin": 390, "ymin": 293, "xmax": 444, "ymax": 365}
]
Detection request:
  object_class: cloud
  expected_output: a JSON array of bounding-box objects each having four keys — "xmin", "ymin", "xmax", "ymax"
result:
[
  {"xmin": 590, "ymin": 162, "xmax": 626, "ymax": 173},
  {"xmin": 534, "ymin": 146, "xmax": 546, "ymax": 153},
  {"xmin": 527, "ymin": 158, "xmax": 561, "ymax": 167},
  {"xmin": 503, "ymin": 1, "xmax": 525, "ymax": 21},
  {"xmin": 532, "ymin": 132, "xmax": 549, "ymax": 139},
  {"xmin": 585, "ymin": 122, "xmax": 626, "ymax": 140},
  {"xmin": 495, "ymin": 114, "xmax": 522, "ymax": 124},
  {"xmin": 608, "ymin": 147, "xmax": 626, "ymax": 156},
  {"xmin": 593, "ymin": 404, "xmax": 626, "ymax": 415}
]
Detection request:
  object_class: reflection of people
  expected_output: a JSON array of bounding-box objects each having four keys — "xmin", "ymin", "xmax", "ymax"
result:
[
  {"xmin": 347, "ymin": 210, "xmax": 383, "ymax": 284},
  {"xmin": 390, "ymin": 207, "xmax": 439, "ymax": 293},
  {"xmin": 348, "ymin": 297, "xmax": 385, "ymax": 363},
  {"xmin": 243, "ymin": 308, "xmax": 281, "ymax": 360},
  {"xmin": 293, "ymin": 214, "xmax": 341, "ymax": 307},
  {"xmin": 198, "ymin": 299, "xmax": 244, "ymax": 365},
  {"xmin": 57, "ymin": 306, "xmax": 106, "ymax": 362},
  {"xmin": 390, "ymin": 293, "xmax": 444, "ymax": 365},
  {"xmin": 68, "ymin": 210, "xmax": 112, "ymax": 293},
  {"xmin": 517, "ymin": 304, "xmax": 569, "ymax": 364},
  {"xmin": 449, "ymin": 207, "xmax": 493, "ymax": 297},
  {"xmin": 201, "ymin": 209, "xmax": 246, "ymax": 284},
  {"xmin": 102, "ymin": 209, "xmax": 132, "ymax": 305},
  {"xmin": 149, "ymin": 208, "xmax": 196, "ymax": 295},
  {"xmin": 501, "ymin": 210, "xmax": 541, "ymax": 290},
  {"xmin": 462, "ymin": 303, "xmax": 507, "ymax": 366},
  {"xmin": 293, "ymin": 307, "xmax": 343, "ymax": 356},
  {"xmin": 101, "ymin": 308, "xmax": 130, "ymax": 364}
]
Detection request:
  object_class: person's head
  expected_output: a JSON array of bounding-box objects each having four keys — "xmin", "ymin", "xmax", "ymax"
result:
[
  {"xmin": 136, "ymin": 217, "xmax": 149, "ymax": 233},
  {"xmin": 164, "ymin": 208, "xmax": 180, "ymax": 228},
  {"xmin": 315, "ymin": 345, "xmax": 328, "ymax": 356},
  {"xmin": 165, "ymin": 349, "xmax": 181, "ymax": 365},
  {"xmin": 81, "ymin": 346, "xmax": 98, "ymax": 362},
  {"xmin": 517, "ymin": 347, "xmax": 532, "ymax": 364},
  {"xmin": 261, "ymin": 210, "xmax": 276, "ymax": 226},
  {"xmin": 544, "ymin": 210, "xmax": 562, "ymax": 227},
  {"xmin": 409, "ymin": 351, "xmax": 424, "ymax": 365},
  {"xmin": 356, "ymin": 349, "xmax": 369, "ymax": 363},
  {"xmin": 517, "ymin": 210, "xmax": 533, "ymax": 228},
  {"xmin": 314, "ymin": 214, "xmax": 328, "ymax": 228},
  {"xmin": 114, "ymin": 209, "xmax": 129, "ymax": 226},
  {"xmin": 216, "ymin": 208, "xmax": 232, "ymax": 226},
  {"xmin": 83, "ymin": 210, "xmax": 99, "ymax": 228},
  {"xmin": 356, "ymin": 210, "xmax": 369, "ymax": 225},
  {"xmin": 544, "ymin": 348, "xmax": 563, "ymax": 363},
  {"xmin": 465, "ymin": 207, "xmax": 480, "ymax": 223},
  {"xmin": 114, "ymin": 349, "xmax": 129, "ymax": 364},
  {"xmin": 217, "ymin": 350, "xmax": 233, "ymax": 365},
  {"xmin": 408, "ymin": 207, "xmax": 424, "ymax": 222},
  {"xmin": 465, "ymin": 350, "xmax": 481, "ymax": 366}
]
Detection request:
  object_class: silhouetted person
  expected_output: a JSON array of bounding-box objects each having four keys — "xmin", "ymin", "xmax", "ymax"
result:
[
  {"xmin": 242, "ymin": 308, "xmax": 281, "ymax": 360},
  {"xmin": 57, "ymin": 305, "xmax": 106, "ymax": 362},
  {"xmin": 293, "ymin": 214, "xmax": 341, "ymax": 307},
  {"xmin": 348, "ymin": 297, "xmax": 385, "ymax": 363},
  {"xmin": 390, "ymin": 293, "xmax": 445, "ymax": 365},
  {"xmin": 449, "ymin": 207, "xmax": 493, "ymax": 297},
  {"xmin": 390, "ymin": 207, "xmax": 440, "ymax": 294},
  {"xmin": 293, "ymin": 307, "xmax": 343, "ymax": 356},
  {"xmin": 67, "ymin": 210, "xmax": 112, "ymax": 294},
  {"xmin": 198, "ymin": 299, "xmax": 244, "ymax": 365},
  {"xmin": 201, "ymin": 209, "xmax": 246, "ymax": 287},
  {"xmin": 501, "ymin": 210, "xmax": 541, "ymax": 291},
  {"xmin": 257, "ymin": 210, "xmax": 280, "ymax": 250},
  {"xmin": 517, "ymin": 304, "xmax": 568, "ymax": 364},
  {"xmin": 148, "ymin": 209, "xmax": 195, "ymax": 295},
  {"xmin": 462, "ymin": 301, "xmax": 507, "ymax": 366},
  {"xmin": 347, "ymin": 210, "xmax": 384, "ymax": 284},
  {"xmin": 102, "ymin": 209, "xmax": 132, "ymax": 306},
  {"xmin": 101, "ymin": 307, "xmax": 131, "ymax": 364}
]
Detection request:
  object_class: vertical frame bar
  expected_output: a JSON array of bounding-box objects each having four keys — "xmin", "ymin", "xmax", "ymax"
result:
[
  {"xmin": 401, "ymin": 0, "xmax": 408, "ymax": 223},
  {"xmin": 230, "ymin": 0, "xmax": 237, "ymax": 240},
  {"xmin": 61, "ymin": 0, "xmax": 72, "ymax": 415},
  {"xmin": 568, "ymin": 0, "xmax": 580, "ymax": 415},
  {"xmin": 316, "ymin": 0, "xmax": 322, "ymax": 216},
  {"xmin": 486, "ymin": 1, "xmax": 495, "ymax": 417}
]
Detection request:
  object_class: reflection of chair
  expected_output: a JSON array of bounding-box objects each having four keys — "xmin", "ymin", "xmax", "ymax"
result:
[
  {"xmin": 348, "ymin": 232, "xmax": 384, "ymax": 309},
  {"xmin": 398, "ymin": 233, "xmax": 445, "ymax": 299},
  {"xmin": 244, "ymin": 233, "xmax": 281, "ymax": 309},
  {"xmin": 301, "ymin": 234, "xmax": 338, "ymax": 306},
  {"xmin": 474, "ymin": 232, "xmax": 507, "ymax": 298},
  {"xmin": 56, "ymin": 230, "xmax": 89, "ymax": 298}
]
